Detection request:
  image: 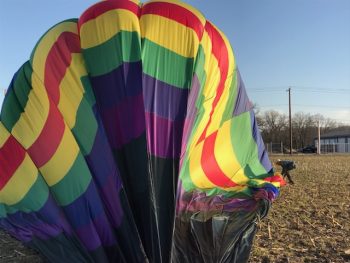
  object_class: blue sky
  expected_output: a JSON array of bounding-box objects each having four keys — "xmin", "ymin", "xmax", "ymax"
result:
[{"xmin": 1, "ymin": 0, "xmax": 349, "ymax": 123}]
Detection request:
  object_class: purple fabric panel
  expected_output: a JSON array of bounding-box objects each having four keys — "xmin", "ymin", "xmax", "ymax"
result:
[
  {"xmin": 63, "ymin": 181, "xmax": 116, "ymax": 251},
  {"xmin": 176, "ymin": 191, "xmax": 259, "ymax": 214},
  {"xmin": 145, "ymin": 111, "xmax": 184, "ymax": 158},
  {"xmin": 249, "ymin": 110, "xmax": 273, "ymax": 172},
  {"xmin": 1, "ymin": 216, "xmax": 62, "ymax": 241},
  {"xmin": 0, "ymin": 194, "xmax": 71, "ymax": 242},
  {"xmin": 232, "ymin": 69, "xmax": 253, "ymax": 116},
  {"xmin": 90, "ymin": 62, "xmax": 142, "ymax": 108},
  {"xmin": 100, "ymin": 94, "xmax": 145, "ymax": 149},
  {"xmin": 85, "ymin": 126, "xmax": 123, "ymax": 227},
  {"xmin": 143, "ymin": 74, "xmax": 189, "ymax": 121},
  {"xmin": 75, "ymin": 213, "xmax": 115, "ymax": 251},
  {"xmin": 180, "ymin": 75, "xmax": 201, "ymax": 168},
  {"xmin": 86, "ymin": 126, "xmax": 119, "ymax": 186},
  {"xmin": 100, "ymin": 174, "xmax": 123, "ymax": 227}
]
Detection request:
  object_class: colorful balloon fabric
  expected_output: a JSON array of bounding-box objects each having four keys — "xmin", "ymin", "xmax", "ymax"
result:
[{"xmin": 0, "ymin": 0, "xmax": 285, "ymax": 262}]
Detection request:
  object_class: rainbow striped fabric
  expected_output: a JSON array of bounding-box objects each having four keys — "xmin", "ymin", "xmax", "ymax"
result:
[{"xmin": 0, "ymin": 0, "xmax": 284, "ymax": 262}]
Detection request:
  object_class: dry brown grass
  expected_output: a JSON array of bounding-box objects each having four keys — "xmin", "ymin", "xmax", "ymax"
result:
[{"xmin": 249, "ymin": 154, "xmax": 350, "ymax": 263}]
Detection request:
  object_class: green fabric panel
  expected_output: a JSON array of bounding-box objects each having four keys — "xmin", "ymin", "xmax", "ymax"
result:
[
  {"xmin": 80, "ymin": 76, "xmax": 96, "ymax": 106},
  {"xmin": 230, "ymin": 112, "xmax": 266, "ymax": 179},
  {"xmin": 193, "ymin": 45, "xmax": 206, "ymax": 93},
  {"xmin": 50, "ymin": 152, "xmax": 91, "ymax": 206},
  {"xmin": 0, "ymin": 204, "xmax": 6, "ymax": 218},
  {"xmin": 0, "ymin": 62, "xmax": 33, "ymax": 131},
  {"xmin": 71, "ymin": 99, "xmax": 98, "ymax": 155},
  {"xmin": 246, "ymin": 112, "xmax": 271, "ymax": 178},
  {"xmin": 142, "ymin": 39, "xmax": 194, "ymax": 89},
  {"xmin": 13, "ymin": 62, "xmax": 33, "ymax": 108},
  {"xmin": 205, "ymin": 185, "xmax": 252, "ymax": 198},
  {"xmin": 229, "ymin": 112, "xmax": 251, "ymax": 166},
  {"xmin": 220, "ymin": 71, "xmax": 238, "ymax": 126},
  {"xmin": 0, "ymin": 88, "xmax": 23, "ymax": 131},
  {"xmin": 179, "ymin": 156, "xmax": 196, "ymax": 192},
  {"xmin": 246, "ymin": 160, "xmax": 270, "ymax": 180},
  {"xmin": 83, "ymin": 31, "xmax": 141, "ymax": 76},
  {"xmin": 0, "ymin": 174, "xmax": 49, "ymax": 216}
]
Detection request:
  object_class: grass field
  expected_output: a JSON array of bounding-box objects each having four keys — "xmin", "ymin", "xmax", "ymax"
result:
[{"xmin": 1, "ymin": 155, "xmax": 349, "ymax": 262}]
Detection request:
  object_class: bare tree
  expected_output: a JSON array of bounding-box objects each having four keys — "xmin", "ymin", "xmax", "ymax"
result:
[
  {"xmin": 292, "ymin": 112, "xmax": 317, "ymax": 149},
  {"xmin": 257, "ymin": 111, "xmax": 344, "ymax": 151},
  {"xmin": 260, "ymin": 110, "xmax": 287, "ymax": 145}
]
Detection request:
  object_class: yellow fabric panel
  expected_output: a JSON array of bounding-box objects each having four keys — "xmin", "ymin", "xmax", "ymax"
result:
[
  {"xmin": 40, "ymin": 125, "xmax": 79, "ymax": 186},
  {"xmin": 214, "ymin": 119, "xmax": 249, "ymax": 185},
  {"xmin": 223, "ymin": 185, "xmax": 249, "ymax": 192},
  {"xmin": 80, "ymin": 9, "xmax": 140, "ymax": 49},
  {"xmin": 11, "ymin": 74, "xmax": 49, "ymax": 149},
  {"xmin": 58, "ymin": 54, "xmax": 86, "ymax": 129},
  {"xmin": 145, "ymin": 0, "xmax": 206, "ymax": 26},
  {"xmin": 188, "ymin": 33, "xmax": 219, "ymax": 150},
  {"xmin": 0, "ymin": 123, "xmax": 10, "ymax": 148},
  {"xmin": 268, "ymin": 180, "xmax": 281, "ymax": 188},
  {"xmin": 206, "ymin": 32, "xmax": 235, "ymax": 135},
  {"xmin": 0, "ymin": 154, "xmax": 37, "ymax": 205},
  {"xmin": 140, "ymin": 14, "xmax": 199, "ymax": 58},
  {"xmin": 200, "ymin": 32, "xmax": 220, "ymax": 102},
  {"xmin": 189, "ymin": 140, "xmax": 215, "ymax": 189},
  {"xmin": 129, "ymin": 0, "xmax": 140, "ymax": 5},
  {"xmin": 31, "ymin": 21, "xmax": 77, "ymax": 81},
  {"xmin": 205, "ymin": 74, "xmax": 232, "ymax": 136},
  {"xmin": 201, "ymin": 31, "xmax": 213, "ymax": 90},
  {"xmin": 251, "ymin": 178, "xmax": 281, "ymax": 188}
]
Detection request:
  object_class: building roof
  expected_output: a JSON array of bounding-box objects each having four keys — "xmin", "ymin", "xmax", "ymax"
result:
[{"xmin": 320, "ymin": 128, "xmax": 350, "ymax": 139}]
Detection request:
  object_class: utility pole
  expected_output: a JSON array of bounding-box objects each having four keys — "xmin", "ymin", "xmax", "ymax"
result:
[
  {"xmin": 287, "ymin": 87, "xmax": 292, "ymax": 155},
  {"xmin": 317, "ymin": 119, "xmax": 321, "ymax": 154}
]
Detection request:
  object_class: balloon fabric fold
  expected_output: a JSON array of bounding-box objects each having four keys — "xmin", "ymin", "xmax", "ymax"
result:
[{"xmin": 0, "ymin": 0, "xmax": 284, "ymax": 262}]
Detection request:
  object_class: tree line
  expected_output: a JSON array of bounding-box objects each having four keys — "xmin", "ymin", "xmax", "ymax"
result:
[{"xmin": 255, "ymin": 109, "xmax": 349, "ymax": 150}]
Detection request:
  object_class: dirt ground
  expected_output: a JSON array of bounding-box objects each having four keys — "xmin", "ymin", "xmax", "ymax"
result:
[
  {"xmin": 0, "ymin": 230, "xmax": 43, "ymax": 262},
  {"xmin": 0, "ymin": 155, "xmax": 349, "ymax": 262},
  {"xmin": 249, "ymin": 155, "xmax": 350, "ymax": 263}
]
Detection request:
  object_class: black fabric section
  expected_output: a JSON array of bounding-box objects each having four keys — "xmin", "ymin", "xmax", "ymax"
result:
[
  {"xmin": 113, "ymin": 133, "xmax": 160, "ymax": 262},
  {"xmin": 113, "ymin": 188, "xmax": 148, "ymax": 263},
  {"xmin": 28, "ymin": 232, "xmax": 93, "ymax": 263},
  {"xmin": 149, "ymin": 155, "xmax": 179, "ymax": 263},
  {"xmin": 171, "ymin": 200, "xmax": 271, "ymax": 263},
  {"xmin": 89, "ymin": 244, "xmax": 128, "ymax": 263}
]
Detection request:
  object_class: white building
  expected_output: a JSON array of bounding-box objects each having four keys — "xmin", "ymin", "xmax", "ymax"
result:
[{"xmin": 314, "ymin": 129, "xmax": 350, "ymax": 153}]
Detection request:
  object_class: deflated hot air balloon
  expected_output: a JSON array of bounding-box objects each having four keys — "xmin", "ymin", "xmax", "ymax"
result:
[{"xmin": 0, "ymin": 0, "xmax": 285, "ymax": 262}]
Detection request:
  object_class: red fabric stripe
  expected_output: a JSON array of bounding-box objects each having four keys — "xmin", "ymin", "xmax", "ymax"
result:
[
  {"xmin": 197, "ymin": 22, "xmax": 229, "ymax": 143},
  {"xmin": 27, "ymin": 100, "xmax": 65, "ymax": 168},
  {"xmin": 200, "ymin": 131, "xmax": 237, "ymax": 187},
  {"xmin": 264, "ymin": 175, "xmax": 286, "ymax": 186},
  {"xmin": 44, "ymin": 32, "xmax": 80, "ymax": 105},
  {"xmin": 0, "ymin": 136, "xmax": 26, "ymax": 190},
  {"xmin": 141, "ymin": 2, "xmax": 204, "ymax": 39},
  {"xmin": 78, "ymin": 0, "xmax": 139, "ymax": 28}
]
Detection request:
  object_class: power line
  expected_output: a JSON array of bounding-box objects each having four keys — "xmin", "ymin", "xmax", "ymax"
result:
[
  {"xmin": 258, "ymin": 104, "xmax": 350, "ymax": 109},
  {"xmin": 248, "ymin": 85, "xmax": 350, "ymax": 95},
  {"xmin": 249, "ymin": 89, "xmax": 350, "ymax": 94}
]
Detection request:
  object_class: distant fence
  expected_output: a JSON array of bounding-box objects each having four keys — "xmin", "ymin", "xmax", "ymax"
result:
[
  {"xmin": 319, "ymin": 143, "xmax": 350, "ymax": 154},
  {"xmin": 265, "ymin": 142, "xmax": 350, "ymax": 154},
  {"xmin": 265, "ymin": 142, "xmax": 284, "ymax": 154}
]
